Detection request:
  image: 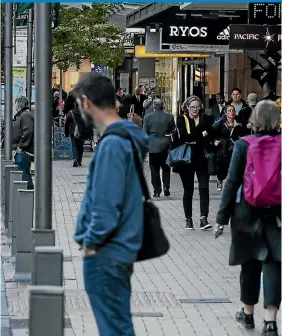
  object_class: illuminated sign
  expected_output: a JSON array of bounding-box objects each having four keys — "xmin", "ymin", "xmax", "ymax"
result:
[
  {"xmin": 248, "ymin": 3, "xmax": 281, "ymax": 25},
  {"xmin": 134, "ymin": 45, "xmax": 210, "ymax": 58}
]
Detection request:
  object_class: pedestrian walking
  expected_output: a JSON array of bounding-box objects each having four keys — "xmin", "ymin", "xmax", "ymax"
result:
[
  {"xmin": 72, "ymin": 73, "xmax": 149, "ymax": 336},
  {"xmin": 143, "ymin": 89, "xmax": 159, "ymax": 116},
  {"xmin": 143, "ymin": 98, "xmax": 176, "ymax": 197},
  {"xmin": 215, "ymin": 100, "xmax": 281, "ymax": 336},
  {"xmin": 228, "ymin": 88, "xmax": 247, "ymax": 115},
  {"xmin": 116, "ymin": 87, "xmax": 125, "ymax": 104},
  {"xmin": 12, "ymin": 96, "xmax": 34, "ymax": 190},
  {"xmin": 176, "ymin": 96, "xmax": 213, "ymax": 230},
  {"xmin": 118, "ymin": 94, "xmax": 132, "ymax": 119},
  {"xmin": 65, "ymin": 102, "xmax": 93, "ymax": 167},
  {"xmin": 131, "ymin": 87, "xmax": 146, "ymax": 117},
  {"xmin": 210, "ymin": 93, "xmax": 227, "ymax": 122},
  {"xmin": 237, "ymin": 92, "xmax": 258, "ymax": 135},
  {"xmin": 213, "ymin": 105, "xmax": 244, "ymax": 191}
]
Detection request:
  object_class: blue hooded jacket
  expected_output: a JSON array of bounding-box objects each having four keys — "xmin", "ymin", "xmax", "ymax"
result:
[{"xmin": 74, "ymin": 120, "xmax": 149, "ymax": 263}]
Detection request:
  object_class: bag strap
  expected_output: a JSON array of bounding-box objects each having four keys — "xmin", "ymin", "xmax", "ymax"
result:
[
  {"xmin": 101, "ymin": 128, "xmax": 151, "ymax": 201},
  {"xmin": 71, "ymin": 110, "xmax": 77, "ymax": 125},
  {"xmin": 183, "ymin": 115, "xmax": 191, "ymax": 134}
]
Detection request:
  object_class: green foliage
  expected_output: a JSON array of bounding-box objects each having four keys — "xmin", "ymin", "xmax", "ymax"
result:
[{"xmin": 53, "ymin": 4, "xmax": 125, "ymax": 71}]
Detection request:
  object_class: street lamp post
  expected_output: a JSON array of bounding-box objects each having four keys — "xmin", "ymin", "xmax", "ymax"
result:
[
  {"xmin": 4, "ymin": 3, "xmax": 13, "ymax": 160},
  {"xmin": 33, "ymin": 3, "xmax": 54, "ymax": 242}
]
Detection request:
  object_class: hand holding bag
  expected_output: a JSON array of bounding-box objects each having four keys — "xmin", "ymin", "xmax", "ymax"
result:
[
  {"xmin": 102, "ymin": 128, "xmax": 170, "ymax": 262},
  {"xmin": 127, "ymin": 105, "xmax": 142, "ymax": 128},
  {"xmin": 166, "ymin": 114, "xmax": 191, "ymax": 168}
]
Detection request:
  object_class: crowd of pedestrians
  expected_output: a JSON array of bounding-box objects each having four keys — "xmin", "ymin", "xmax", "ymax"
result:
[
  {"xmin": 69, "ymin": 73, "xmax": 280, "ymax": 336},
  {"xmin": 6, "ymin": 74, "xmax": 280, "ymax": 336}
]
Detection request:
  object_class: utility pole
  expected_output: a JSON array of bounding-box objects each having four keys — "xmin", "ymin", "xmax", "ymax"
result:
[
  {"xmin": 4, "ymin": 4, "xmax": 13, "ymax": 160},
  {"xmin": 34, "ymin": 3, "xmax": 53, "ymax": 233},
  {"xmin": 26, "ymin": 8, "xmax": 33, "ymax": 107}
]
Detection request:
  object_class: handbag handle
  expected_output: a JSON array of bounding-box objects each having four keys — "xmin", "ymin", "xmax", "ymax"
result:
[{"xmin": 101, "ymin": 128, "xmax": 151, "ymax": 201}]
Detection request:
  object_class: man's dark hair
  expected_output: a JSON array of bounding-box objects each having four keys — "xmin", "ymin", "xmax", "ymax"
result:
[
  {"xmin": 117, "ymin": 87, "xmax": 123, "ymax": 91},
  {"xmin": 73, "ymin": 73, "xmax": 116, "ymax": 109},
  {"xmin": 216, "ymin": 93, "xmax": 224, "ymax": 98},
  {"xmin": 232, "ymin": 87, "xmax": 241, "ymax": 94},
  {"xmin": 139, "ymin": 84, "xmax": 144, "ymax": 88}
]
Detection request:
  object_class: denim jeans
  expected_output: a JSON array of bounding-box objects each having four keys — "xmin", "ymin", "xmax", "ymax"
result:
[
  {"xmin": 83, "ymin": 254, "xmax": 135, "ymax": 336},
  {"xmin": 15, "ymin": 152, "xmax": 34, "ymax": 190}
]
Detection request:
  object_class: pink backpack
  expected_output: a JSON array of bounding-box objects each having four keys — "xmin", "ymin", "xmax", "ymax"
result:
[{"xmin": 243, "ymin": 135, "xmax": 281, "ymax": 207}]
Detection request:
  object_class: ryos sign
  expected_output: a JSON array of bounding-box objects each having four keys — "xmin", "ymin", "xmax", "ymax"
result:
[{"xmin": 169, "ymin": 26, "xmax": 207, "ymax": 38}]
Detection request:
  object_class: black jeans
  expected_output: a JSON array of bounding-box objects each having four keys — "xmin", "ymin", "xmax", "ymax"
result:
[
  {"xmin": 149, "ymin": 151, "xmax": 170, "ymax": 194},
  {"xmin": 179, "ymin": 162, "xmax": 209, "ymax": 218},
  {"xmin": 217, "ymin": 152, "xmax": 232, "ymax": 182},
  {"xmin": 240, "ymin": 255, "xmax": 281, "ymax": 309},
  {"xmin": 71, "ymin": 137, "xmax": 84, "ymax": 164}
]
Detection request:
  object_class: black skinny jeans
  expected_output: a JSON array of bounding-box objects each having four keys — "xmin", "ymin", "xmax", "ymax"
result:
[
  {"xmin": 240, "ymin": 254, "xmax": 281, "ymax": 309},
  {"xmin": 179, "ymin": 158, "xmax": 209, "ymax": 219},
  {"xmin": 71, "ymin": 137, "xmax": 84, "ymax": 164},
  {"xmin": 149, "ymin": 151, "xmax": 170, "ymax": 194}
]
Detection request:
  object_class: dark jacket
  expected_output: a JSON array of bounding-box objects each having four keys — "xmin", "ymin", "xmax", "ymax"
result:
[
  {"xmin": 73, "ymin": 120, "xmax": 149, "ymax": 263},
  {"xmin": 131, "ymin": 94, "xmax": 146, "ymax": 117},
  {"xmin": 143, "ymin": 110, "xmax": 176, "ymax": 153},
  {"xmin": 227, "ymin": 99, "xmax": 247, "ymax": 115},
  {"xmin": 12, "ymin": 107, "xmax": 34, "ymax": 154},
  {"xmin": 63, "ymin": 93, "xmax": 76, "ymax": 116},
  {"xmin": 118, "ymin": 94, "xmax": 132, "ymax": 119},
  {"xmin": 212, "ymin": 117, "xmax": 244, "ymax": 156},
  {"xmin": 210, "ymin": 101, "xmax": 227, "ymax": 122},
  {"xmin": 176, "ymin": 113, "xmax": 214, "ymax": 164},
  {"xmin": 65, "ymin": 107, "xmax": 84, "ymax": 139},
  {"xmin": 237, "ymin": 106, "xmax": 253, "ymax": 135},
  {"xmin": 216, "ymin": 132, "xmax": 281, "ymax": 266}
]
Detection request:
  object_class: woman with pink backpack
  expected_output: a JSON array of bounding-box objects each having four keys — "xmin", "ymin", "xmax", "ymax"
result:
[{"xmin": 214, "ymin": 100, "xmax": 281, "ymax": 336}]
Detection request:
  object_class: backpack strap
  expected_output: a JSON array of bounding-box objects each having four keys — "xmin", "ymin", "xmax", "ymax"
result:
[
  {"xmin": 101, "ymin": 128, "xmax": 151, "ymax": 201},
  {"xmin": 241, "ymin": 135, "xmax": 257, "ymax": 145},
  {"xmin": 70, "ymin": 110, "xmax": 77, "ymax": 125}
]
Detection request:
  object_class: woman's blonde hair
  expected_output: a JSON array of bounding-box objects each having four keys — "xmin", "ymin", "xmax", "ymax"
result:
[
  {"xmin": 249, "ymin": 100, "xmax": 281, "ymax": 132},
  {"xmin": 181, "ymin": 95, "xmax": 203, "ymax": 114}
]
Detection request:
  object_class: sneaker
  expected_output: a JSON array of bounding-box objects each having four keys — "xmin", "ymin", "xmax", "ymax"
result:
[
  {"xmin": 235, "ymin": 308, "xmax": 255, "ymax": 330},
  {"xmin": 153, "ymin": 193, "xmax": 160, "ymax": 198},
  {"xmin": 164, "ymin": 188, "xmax": 171, "ymax": 197},
  {"xmin": 217, "ymin": 180, "xmax": 223, "ymax": 191},
  {"xmin": 261, "ymin": 321, "xmax": 278, "ymax": 336},
  {"xmin": 78, "ymin": 162, "xmax": 82, "ymax": 167},
  {"xmin": 200, "ymin": 217, "xmax": 212, "ymax": 230},
  {"xmin": 185, "ymin": 218, "xmax": 194, "ymax": 230},
  {"xmin": 73, "ymin": 161, "xmax": 78, "ymax": 168}
]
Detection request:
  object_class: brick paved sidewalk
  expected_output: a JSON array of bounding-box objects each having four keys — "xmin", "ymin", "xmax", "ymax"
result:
[{"xmin": 1, "ymin": 154, "xmax": 280, "ymax": 336}]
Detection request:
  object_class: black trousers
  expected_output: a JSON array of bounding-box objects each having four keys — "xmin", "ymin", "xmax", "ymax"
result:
[
  {"xmin": 179, "ymin": 162, "xmax": 209, "ymax": 218},
  {"xmin": 240, "ymin": 255, "xmax": 281, "ymax": 309},
  {"xmin": 217, "ymin": 153, "xmax": 232, "ymax": 182},
  {"xmin": 149, "ymin": 152, "xmax": 170, "ymax": 194},
  {"xmin": 71, "ymin": 137, "xmax": 84, "ymax": 164}
]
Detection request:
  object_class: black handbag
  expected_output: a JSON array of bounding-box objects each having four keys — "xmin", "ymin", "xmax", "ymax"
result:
[{"xmin": 102, "ymin": 128, "xmax": 170, "ymax": 262}]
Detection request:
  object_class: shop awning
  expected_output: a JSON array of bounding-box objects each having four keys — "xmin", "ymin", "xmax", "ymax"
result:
[
  {"xmin": 180, "ymin": 3, "xmax": 249, "ymax": 11},
  {"xmin": 126, "ymin": 3, "xmax": 179, "ymax": 28}
]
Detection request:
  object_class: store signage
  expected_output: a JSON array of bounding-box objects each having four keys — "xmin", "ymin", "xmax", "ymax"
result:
[
  {"xmin": 162, "ymin": 18, "xmax": 246, "ymax": 46},
  {"xmin": 248, "ymin": 3, "xmax": 281, "ymax": 25},
  {"xmin": 135, "ymin": 45, "xmax": 210, "ymax": 58},
  {"xmin": 134, "ymin": 34, "xmax": 145, "ymax": 46},
  {"xmin": 229, "ymin": 25, "xmax": 281, "ymax": 50}
]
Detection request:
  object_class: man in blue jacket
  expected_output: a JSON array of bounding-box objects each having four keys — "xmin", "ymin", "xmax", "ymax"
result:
[{"xmin": 72, "ymin": 73, "xmax": 149, "ymax": 336}]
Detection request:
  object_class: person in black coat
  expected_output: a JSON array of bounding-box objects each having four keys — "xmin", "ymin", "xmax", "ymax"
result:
[
  {"xmin": 65, "ymin": 104, "xmax": 85, "ymax": 167},
  {"xmin": 210, "ymin": 93, "xmax": 227, "ymax": 122},
  {"xmin": 131, "ymin": 87, "xmax": 146, "ymax": 117},
  {"xmin": 176, "ymin": 95, "xmax": 214, "ymax": 231},
  {"xmin": 212, "ymin": 105, "xmax": 244, "ymax": 191},
  {"xmin": 214, "ymin": 100, "xmax": 281, "ymax": 336}
]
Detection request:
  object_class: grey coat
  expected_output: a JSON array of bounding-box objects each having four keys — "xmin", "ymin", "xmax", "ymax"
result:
[
  {"xmin": 216, "ymin": 132, "xmax": 281, "ymax": 266},
  {"xmin": 143, "ymin": 97, "xmax": 154, "ymax": 116},
  {"xmin": 12, "ymin": 108, "xmax": 34, "ymax": 154},
  {"xmin": 143, "ymin": 110, "xmax": 176, "ymax": 153}
]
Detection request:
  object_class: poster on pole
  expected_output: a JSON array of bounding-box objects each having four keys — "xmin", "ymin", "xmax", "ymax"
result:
[{"xmin": 13, "ymin": 28, "xmax": 28, "ymax": 67}]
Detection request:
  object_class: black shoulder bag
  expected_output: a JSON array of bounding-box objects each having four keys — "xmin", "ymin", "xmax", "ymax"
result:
[{"xmin": 102, "ymin": 128, "xmax": 170, "ymax": 262}]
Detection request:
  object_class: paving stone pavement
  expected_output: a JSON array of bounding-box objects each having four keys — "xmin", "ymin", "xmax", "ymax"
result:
[{"xmin": 1, "ymin": 153, "xmax": 281, "ymax": 336}]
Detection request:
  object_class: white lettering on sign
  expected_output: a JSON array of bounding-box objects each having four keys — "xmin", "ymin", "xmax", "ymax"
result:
[
  {"xmin": 253, "ymin": 3, "xmax": 281, "ymax": 19},
  {"xmin": 234, "ymin": 34, "xmax": 260, "ymax": 40},
  {"xmin": 169, "ymin": 26, "xmax": 208, "ymax": 38}
]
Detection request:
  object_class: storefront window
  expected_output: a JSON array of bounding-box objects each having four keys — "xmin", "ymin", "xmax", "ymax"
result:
[{"xmin": 155, "ymin": 58, "xmax": 174, "ymax": 113}]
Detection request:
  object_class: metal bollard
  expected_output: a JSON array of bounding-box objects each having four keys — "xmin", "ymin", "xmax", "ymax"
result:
[
  {"xmin": 29, "ymin": 286, "xmax": 64, "ymax": 336},
  {"xmin": 4, "ymin": 165, "xmax": 18, "ymax": 231},
  {"xmin": 8, "ymin": 171, "xmax": 24, "ymax": 238},
  {"xmin": 9, "ymin": 182, "xmax": 28, "ymax": 261},
  {"xmin": 1, "ymin": 159, "xmax": 13, "ymax": 214},
  {"xmin": 32, "ymin": 247, "xmax": 63, "ymax": 286},
  {"xmin": 13, "ymin": 189, "xmax": 34, "ymax": 282}
]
